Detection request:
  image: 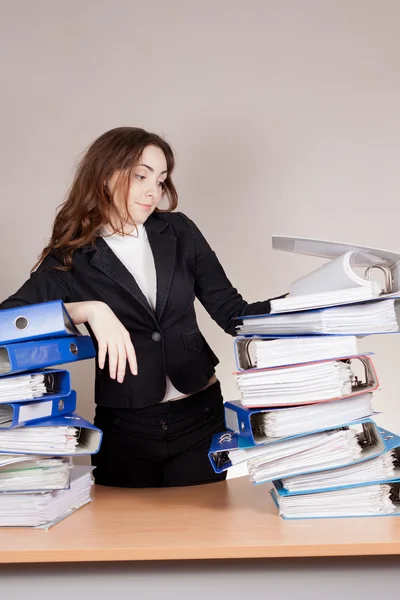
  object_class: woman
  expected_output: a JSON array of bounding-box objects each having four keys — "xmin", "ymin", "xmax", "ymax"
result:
[{"xmin": 0, "ymin": 127, "xmax": 280, "ymax": 488}]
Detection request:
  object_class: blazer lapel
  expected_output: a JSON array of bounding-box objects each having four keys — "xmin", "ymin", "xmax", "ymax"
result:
[
  {"xmin": 89, "ymin": 236, "xmax": 156, "ymax": 318},
  {"xmin": 145, "ymin": 215, "xmax": 176, "ymax": 321}
]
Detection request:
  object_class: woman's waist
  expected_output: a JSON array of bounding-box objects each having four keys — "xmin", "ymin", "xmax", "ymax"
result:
[
  {"xmin": 162, "ymin": 374, "xmax": 218, "ymax": 403},
  {"xmin": 95, "ymin": 363, "xmax": 219, "ymax": 409},
  {"xmin": 95, "ymin": 378, "xmax": 222, "ymax": 420}
]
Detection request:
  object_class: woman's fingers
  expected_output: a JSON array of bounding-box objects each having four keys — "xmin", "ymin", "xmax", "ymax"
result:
[
  {"xmin": 96, "ymin": 326, "xmax": 137, "ymax": 382},
  {"xmin": 126, "ymin": 339, "xmax": 138, "ymax": 376},
  {"xmin": 107, "ymin": 343, "xmax": 118, "ymax": 379},
  {"xmin": 116, "ymin": 343, "xmax": 127, "ymax": 383},
  {"xmin": 98, "ymin": 341, "xmax": 108, "ymax": 370}
]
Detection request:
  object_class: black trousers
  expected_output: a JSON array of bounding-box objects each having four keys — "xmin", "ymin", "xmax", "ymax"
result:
[{"xmin": 92, "ymin": 380, "xmax": 227, "ymax": 488}]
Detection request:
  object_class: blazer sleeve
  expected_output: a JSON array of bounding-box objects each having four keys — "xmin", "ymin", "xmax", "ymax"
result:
[
  {"xmin": 178, "ymin": 213, "xmax": 284, "ymax": 336},
  {"xmin": 0, "ymin": 252, "xmax": 74, "ymax": 311}
]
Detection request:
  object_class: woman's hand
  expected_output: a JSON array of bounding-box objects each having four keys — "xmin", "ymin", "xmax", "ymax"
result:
[{"xmin": 65, "ymin": 301, "xmax": 137, "ymax": 382}]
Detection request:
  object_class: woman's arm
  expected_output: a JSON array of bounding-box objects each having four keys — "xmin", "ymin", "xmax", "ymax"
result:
[
  {"xmin": 1, "ymin": 254, "xmax": 137, "ymax": 382},
  {"xmin": 178, "ymin": 213, "xmax": 286, "ymax": 336},
  {"xmin": 0, "ymin": 252, "xmax": 74, "ymax": 310}
]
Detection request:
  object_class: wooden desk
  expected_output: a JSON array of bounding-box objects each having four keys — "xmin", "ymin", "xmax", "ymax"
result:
[
  {"xmin": 0, "ymin": 476, "xmax": 400, "ymax": 600},
  {"xmin": 0, "ymin": 475, "xmax": 400, "ymax": 563}
]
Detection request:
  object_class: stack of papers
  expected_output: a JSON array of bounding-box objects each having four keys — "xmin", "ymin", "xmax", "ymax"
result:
[
  {"xmin": 248, "ymin": 428, "xmax": 361, "ymax": 483},
  {"xmin": 240, "ymin": 336, "xmax": 359, "ymax": 369},
  {"xmin": 235, "ymin": 360, "xmax": 352, "ymax": 407},
  {"xmin": 274, "ymin": 483, "xmax": 398, "ymax": 518},
  {"xmin": 0, "ymin": 426, "xmax": 79, "ymax": 454},
  {"xmin": 0, "ymin": 465, "xmax": 93, "ymax": 528},
  {"xmin": 0, "ymin": 457, "xmax": 71, "ymax": 492},
  {"xmin": 229, "ymin": 238, "xmax": 400, "ymax": 520},
  {"xmin": 270, "ymin": 287, "xmax": 382, "ymax": 314},
  {"xmin": 0, "ymin": 453, "xmax": 42, "ymax": 468},
  {"xmin": 218, "ymin": 431, "xmax": 343, "ymax": 467},
  {"xmin": 237, "ymin": 299, "xmax": 399, "ymax": 336},
  {"xmin": 253, "ymin": 393, "xmax": 374, "ymax": 438},
  {"xmin": 227, "ymin": 443, "xmax": 288, "ymax": 466},
  {"xmin": 0, "ymin": 373, "xmax": 50, "ymax": 402},
  {"xmin": 282, "ymin": 451, "xmax": 397, "ymax": 492}
]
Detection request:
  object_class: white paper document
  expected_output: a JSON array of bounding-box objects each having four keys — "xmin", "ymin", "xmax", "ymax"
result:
[
  {"xmin": 270, "ymin": 287, "xmax": 384, "ymax": 314},
  {"xmin": 252, "ymin": 393, "xmax": 374, "ymax": 438},
  {"xmin": 0, "ymin": 453, "xmax": 42, "ymax": 468},
  {"xmin": 235, "ymin": 360, "xmax": 352, "ymax": 407},
  {"xmin": 247, "ymin": 428, "xmax": 361, "ymax": 483},
  {"xmin": 0, "ymin": 373, "xmax": 49, "ymax": 403},
  {"xmin": 276, "ymin": 483, "xmax": 398, "ymax": 518},
  {"xmin": 237, "ymin": 299, "xmax": 400, "ymax": 336},
  {"xmin": 0, "ymin": 465, "xmax": 93, "ymax": 528},
  {"xmin": 0, "ymin": 426, "xmax": 79, "ymax": 453},
  {"xmin": 238, "ymin": 336, "xmax": 359, "ymax": 370},
  {"xmin": 282, "ymin": 451, "xmax": 397, "ymax": 492},
  {"xmin": 0, "ymin": 457, "xmax": 71, "ymax": 492}
]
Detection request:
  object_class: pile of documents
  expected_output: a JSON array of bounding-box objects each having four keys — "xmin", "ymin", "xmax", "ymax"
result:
[
  {"xmin": 209, "ymin": 236, "xmax": 400, "ymax": 519},
  {"xmin": 0, "ymin": 301, "xmax": 102, "ymax": 528},
  {"xmin": 236, "ymin": 298, "xmax": 400, "ymax": 336}
]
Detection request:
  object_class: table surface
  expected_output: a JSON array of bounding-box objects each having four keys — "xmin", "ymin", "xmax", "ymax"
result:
[{"xmin": 0, "ymin": 476, "xmax": 400, "ymax": 563}]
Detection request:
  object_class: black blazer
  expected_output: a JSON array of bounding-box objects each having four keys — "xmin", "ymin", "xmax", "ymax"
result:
[{"xmin": 0, "ymin": 212, "xmax": 274, "ymax": 408}]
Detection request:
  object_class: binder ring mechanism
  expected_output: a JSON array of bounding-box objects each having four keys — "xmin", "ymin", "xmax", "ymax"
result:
[
  {"xmin": 348, "ymin": 356, "xmax": 376, "ymax": 391},
  {"xmin": 364, "ymin": 264, "xmax": 393, "ymax": 294},
  {"xmin": 43, "ymin": 372, "xmax": 55, "ymax": 393}
]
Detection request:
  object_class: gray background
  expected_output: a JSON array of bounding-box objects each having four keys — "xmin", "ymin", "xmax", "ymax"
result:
[{"xmin": 1, "ymin": 0, "xmax": 400, "ymax": 591}]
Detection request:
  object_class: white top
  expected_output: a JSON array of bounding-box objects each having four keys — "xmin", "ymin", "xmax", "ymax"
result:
[{"xmin": 101, "ymin": 224, "xmax": 185, "ymax": 402}]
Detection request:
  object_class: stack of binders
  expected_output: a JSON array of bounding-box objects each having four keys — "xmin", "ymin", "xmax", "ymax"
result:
[
  {"xmin": 208, "ymin": 236, "xmax": 400, "ymax": 519},
  {"xmin": 0, "ymin": 300, "xmax": 102, "ymax": 528}
]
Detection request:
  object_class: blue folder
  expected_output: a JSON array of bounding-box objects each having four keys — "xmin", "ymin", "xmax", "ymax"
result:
[
  {"xmin": 0, "ymin": 413, "xmax": 103, "ymax": 455},
  {"xmin": 0, "ymin": 390, "xmax": 77, "ymax": 429},
  {"xmin": 224, "ymin": 398, "xmax": 376, "ymax": 445},
  {"xmin": 208, "ymin": 432, "xmax": 255, "ymax": 473},
  {"xmin": 208, "ymin": 419, "xmax": 398, "ymax": 477},
  {"xmin": 0, "ymin": 369, "xmax": 71, "ymax": 403},
  {"xmin": 0, "ymin": 300, "xmax": 79, "ymax": 345},
  {"xmin": 0, "ymin": 336, "xmax": 96, "ymax": 377}
]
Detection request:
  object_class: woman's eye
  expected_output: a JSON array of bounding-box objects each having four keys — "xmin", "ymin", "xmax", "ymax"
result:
[
  {"xmin": 157, "ymin": 181, "xmax": 165, "ymax": 187},
  {"xmin": 135, "ymin": 174, "xmax": 145, "ymax": 181}
]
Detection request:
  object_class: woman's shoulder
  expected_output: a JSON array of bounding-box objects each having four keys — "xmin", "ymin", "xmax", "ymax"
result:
[{"xmin": 151, "ymin": 210, "xmax": 197, "ymax": 236}]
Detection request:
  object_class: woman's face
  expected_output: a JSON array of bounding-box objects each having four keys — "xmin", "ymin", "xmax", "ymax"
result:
[{"xmin": 107, "ymin": 144, "xmax": 168, "ymax": 228}]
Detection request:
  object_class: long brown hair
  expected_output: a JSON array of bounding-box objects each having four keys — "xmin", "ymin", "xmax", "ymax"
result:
[{"xmin": 34, "ymin": 127, "xmax": 178, "ymax": 270}]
